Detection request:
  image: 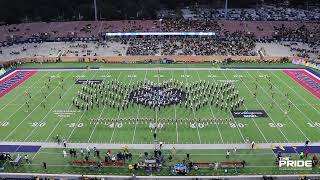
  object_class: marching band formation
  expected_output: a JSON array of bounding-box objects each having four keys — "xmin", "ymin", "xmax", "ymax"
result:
[{"xmin": 72, "ymin": 79, "xmax": 244, "ymax": 113}]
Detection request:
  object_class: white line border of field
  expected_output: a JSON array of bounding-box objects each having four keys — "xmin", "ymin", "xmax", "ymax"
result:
[
  {"xmin": 1, "ymin": 68, "xmax": 319, "ymax": 146},
  {"xmin": 3, "ymin": 68, "xmax": 320, "ymax": 79}
]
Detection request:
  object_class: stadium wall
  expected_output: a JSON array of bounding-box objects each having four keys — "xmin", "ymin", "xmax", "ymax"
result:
[{"xmin": 0, "ymin": 55, "xmax": 303, "ymax": 65}]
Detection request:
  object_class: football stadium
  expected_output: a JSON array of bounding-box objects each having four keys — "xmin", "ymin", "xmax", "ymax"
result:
[{"xmin": 0, "ymin": 0, "xmax": 320, "ymax": 179}]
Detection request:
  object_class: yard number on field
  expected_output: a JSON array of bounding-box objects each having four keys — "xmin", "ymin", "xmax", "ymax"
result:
[
  {"xmin": 181, "ymin": 75, "xmax": 190, "ymax": 78},
  {"xmin": 30, "ymin": 122, "xmax": 46, "ymax": 127},
  {"xmin": 190, "ymin": 123, "xmax": 206, "ymax": 128},
  {"xmin": 108, "ymin": 122, "xmax": 123, "ymax": 128},
  {"xmin": 67, "ymin": 123, "xmax": 84, "ymax": 128},
  {"xmin": 307, "ymin": 122, "xmax": 320, "ymax": 128},
  {"xmin": 268, "ymin": 123, "xmax": 284, "ymax": 128},
  {"xmin": 229, "ymin": 122, "xmax": 247, "ymax": 128},
  {"xmin": 0, "ymin": 121, "xmax": 9, "ymax": 127}
]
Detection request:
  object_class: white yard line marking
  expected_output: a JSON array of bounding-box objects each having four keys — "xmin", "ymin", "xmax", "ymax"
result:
[
  {"xmin": 108, "ymin": 72, "xmax": 132, "ymax": 144},
  {"xmin": 0, "ymin": 72, "xmax": 45, "ymax": 112},
  {"xmin": 170, "ymin": 70, "xmax": 179, "ymax": 144},
  {"xmin": 245, "ymin": 71, "xmax": 310, "ymax": 141},
  {"xmin": 183, "ymin": 69, "xmax": 202, "ymax": 144},
  {"xmin": 262, "ymin": 71, "xmax": 320, "ymax": 134},
  {"xmin": 197, "ymin": 71, "xmax": 224, "ymax": 144},
  {"xmin": 87, "ymin": 71, "xmax": 120, "ymax": 143},
  {"xmin": 3, "ymin": 72, "xmax": 64, "ymax": 141},
  {"xmin": 226, "ymin": 69, "xmax": 289, "ymax": 142},
  {"xmin": 23, "ymin": 72, "xmax": 76, "ymax": 141},
  {"xmin": 217, "ymin": 70, "xmax": 247, "ymax": 143},
  {"xmin": 67, "ymin": 71, "xmax": 105, "ymax": 142},
  {"xmin": 131, "ymin": 70, "xmax": 148, "ymax": 144},
  {"xmin": 0, "ymin": 78, "xmax": 50, "ymax": 126},
  {"xmin": 220, "ymin": 70, "xmax": 269, "ymax": 143},
  {"xmin": 271, "ymin": 71, "xmax": 320, "ymax": 114},
  {"xmin": 155, "ymin": 68, "xmax": 160, "ymax": 128},
  {"xmin": 44, "ymin": 71, "xmax": 95, "ymax": 142}
]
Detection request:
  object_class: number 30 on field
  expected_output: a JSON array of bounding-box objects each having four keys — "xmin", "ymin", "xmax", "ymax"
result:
[
  {"xmin": 268, "ymin": 123, "xmax": 284, "ymax": 128},
  {"xmin": 307, "ymin": 122, "xmax": 320, "ymax": 128},
  {"xmin": 0, "ymin": 121, "xmax": 9, "ymax": 127}
]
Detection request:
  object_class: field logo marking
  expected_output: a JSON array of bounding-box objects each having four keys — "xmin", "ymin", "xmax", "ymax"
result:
[
  {"xmin": 279, "ymin": 157, "xmax": 312, "ymax": 170},
  {"xmin": 0, "ymin": 71, "xmax": 37, "ymax": 97},
  {"xmin": 283, "ymin": 70, "xmax": 320, "ymax": 99}
]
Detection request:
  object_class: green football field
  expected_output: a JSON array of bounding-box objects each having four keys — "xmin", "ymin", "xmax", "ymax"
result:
[{"xmin": 1, "ymin": 63, "xmax": 320, "ymax": 145}]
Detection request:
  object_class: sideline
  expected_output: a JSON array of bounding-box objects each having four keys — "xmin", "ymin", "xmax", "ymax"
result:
[{"xmin": 0, "ymin": 141, "xmax": 317, "ymax": 150}]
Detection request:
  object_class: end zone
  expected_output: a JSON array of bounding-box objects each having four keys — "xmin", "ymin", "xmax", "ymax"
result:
[
  {"xmin": 0, "ymin": 71, "xmax": 37, "ymax": 97},
  {"xmin": 283, "ymin": 69, "xmax": 320, "ymax": 99}
]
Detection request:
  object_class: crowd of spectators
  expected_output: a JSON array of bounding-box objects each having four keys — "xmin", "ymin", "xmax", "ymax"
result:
[
  {"xmin": 112, "ymin": 30, "xmax": 256, "ymax": 56},
  {"xmin": 0, "ymin": 16, "xmax": 319, "ymax": 61},
  {"xmin": 180, "ymin": 7, "xmax": 320, "ymax": 21},
  {"xmin": 126, "ymin": 38, "xmax": 161, "ymax": 56},
  {"xmin": 0, "ymin": 18, "xmax": 319, "ymax": 46},
  {"xmin": 162, "ymin": 19, "xmax": 222, "ymax": 32}
]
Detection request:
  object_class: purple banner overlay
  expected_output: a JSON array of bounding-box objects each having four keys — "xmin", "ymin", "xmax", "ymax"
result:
[
  {"xmin": 0, "ymin": 145, "xmax": 41, "ymax": 153},
  {"xmin": 273, "ymin": 146, "xmax": 320, "ymax": 154}
]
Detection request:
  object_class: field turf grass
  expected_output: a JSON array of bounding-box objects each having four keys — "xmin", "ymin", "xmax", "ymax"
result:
[
  {"xmin": 1, "ymin": 62, "xmax": 320, "ymax": 176},
  {"xmin": 0, "ymin": 63, "xmax": 320, "ymax": 145}
]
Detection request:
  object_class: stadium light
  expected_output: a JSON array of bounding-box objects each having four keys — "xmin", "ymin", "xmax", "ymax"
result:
[
  {"xmin": 225, "ymin": 0, "xmax": 228, "ymax": 18},
  {"xmin": 94, "ymin": 0, "xmax": 98, "ymax": 21}
]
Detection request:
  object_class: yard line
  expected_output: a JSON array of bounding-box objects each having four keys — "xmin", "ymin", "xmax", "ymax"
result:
[
  {"xmin": 66, "ymin": 70, "xmax": 106, "ymax": 142},
  {"xmin": 0, "ymin": 84, "xmax": 44, "ymax": 125},
  {"xmin": 170, "ymin": 70, "xmax": 179, "ymax": 144},
  {"xmin": 44, "ymin": 70, "xmax": 94, "ymax": 142},
  {"xmin": 1, "ymin": 75, "xmax": 52, "ymax": 125},
  {"xmin": 183, "ymin": 69, "xmax": 202, "ymax": 144},
  {"xmin": 213, "ymin": 70, "xmax": 246, "ymax": 143},
  {"xmin": 245, "ymin": 71, "xmax": 310, "ymax": 141},
  {"xmin": 109, "ymin": 71, "xmax": 133, "ymax": 144},
  {"xmin": 214, "ymin": 70, "xmax": 268, "ymax": 143},
  {"xmin": 131, "ymin": 69, "xmax": 148, "ymax": 144},
  {"xmin": 272, "ymin": 71, "xmax": 320, "ymax": 137},
  {"xmin": 23, "ymin": 72, "xmax": 76, "ymax": 141},
  {"xmin": 155, "ymin": 68, "xmax": 160, "ymax": 127},
  {"xmin": 260, "ymin": 71, "xmax": 320, "ymax": 134},
  {"xmin": 270, "ymin": 71, "xmax": 320, "ymax": 115},
  {"xmin": 196, "ymin": 71, "xmax": 224, "ymax": 144},
  {"xmin": 0, "ymin": 72, "xmax": 46, "ymax": 112},
  {"xmin": 3, "ymin": 72, "xmax": 65, "ymax": 141},
  {"xmin": 87, "ymin": 70, "xmax": 120, "ymax": 143},
  {"xmin": 225, "ymin": 69, "xmax": 289, "ymax": 142}
]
